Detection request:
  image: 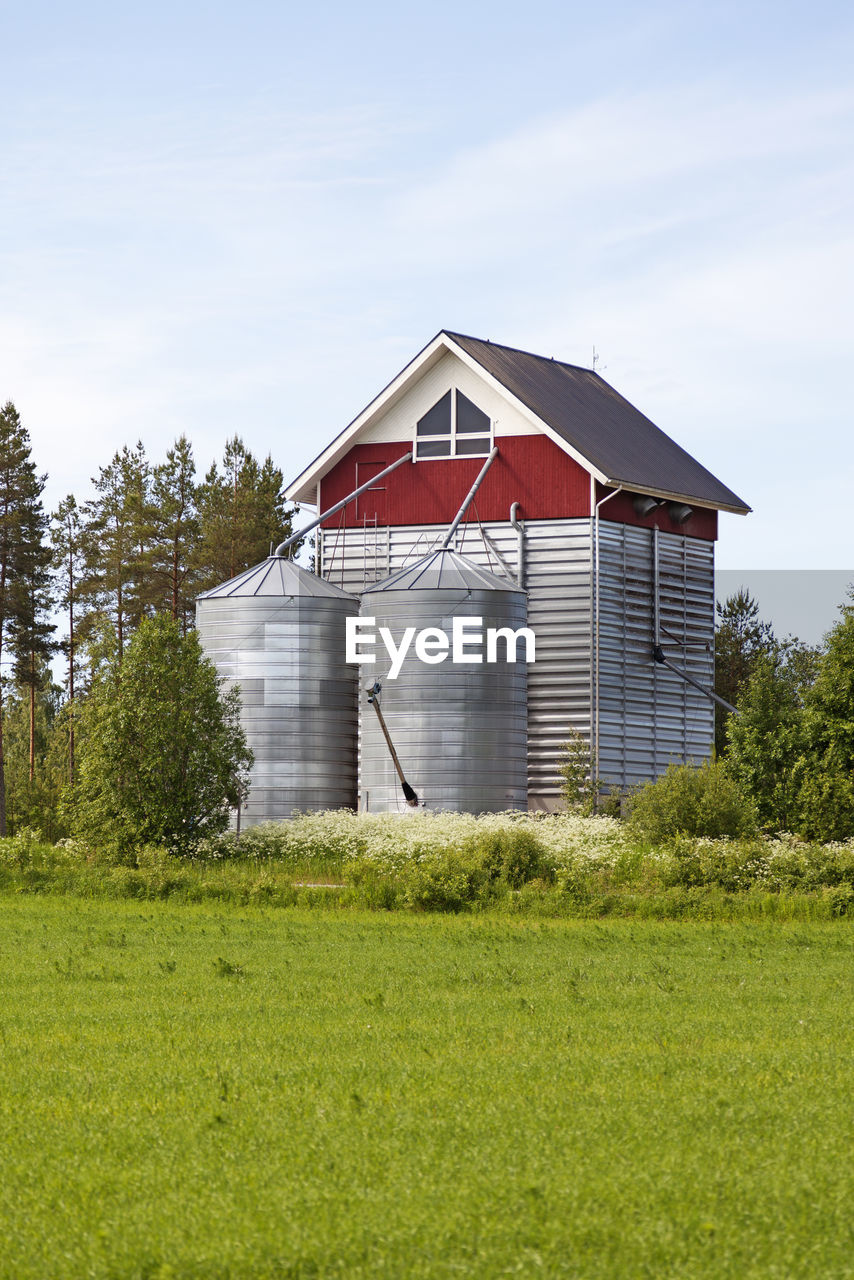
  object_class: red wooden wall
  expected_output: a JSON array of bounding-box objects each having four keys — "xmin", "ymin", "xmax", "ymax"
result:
[{"xmin": 318, "ymin": 436, "xmax": 717, "ymax": 541}]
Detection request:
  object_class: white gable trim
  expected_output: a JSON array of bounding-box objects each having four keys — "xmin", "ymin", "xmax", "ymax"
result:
[
  {"xmin": 284, "ymin": 331, "xmax": 608, "ymax": 505},
  {"xmin": 441, "ymin": 335, "xmax": 609, "ymax": 486},
  {"xmin": 285, "ymin": 334, "xmax": 449, "ymax": 505}
]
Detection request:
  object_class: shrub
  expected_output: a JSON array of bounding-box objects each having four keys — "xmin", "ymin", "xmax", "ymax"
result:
[
  {"xmin": 795, "ymin": 766, "xmax": 854, "ymax": 844},
  {"xmin": 399, "ymin": 849, "xmax": 492, "ymax": 912},
  {"xmin": 627, "ymin": 760, "xmax": 759, "ymax": 841},
  {"xmin": 463, "ymin": 826, "xmax": 554, "ymax": 889},
  {"xmin": 557, "ymin": 731, "xmax": 595, "ymax": 813},
  {"xmin": 69, "ymin": 615, "xmax": 252, "ymax": 857}
]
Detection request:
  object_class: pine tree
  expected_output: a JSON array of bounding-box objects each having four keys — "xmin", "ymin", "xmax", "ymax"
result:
[
  {"xmin": 52, "ymin": 495, "xmax": 85, "ymax": 784},
  {"xmin": 195, "ymin": 437, "xmax": 296, "ymax": 592},
  {"xmin": 80, "ymin": 443, "xmax": 153, "ymax": 662},
  {"xmin": 11, "ymin": 468, "xmax": 55, "ymax": 785},
  {"xmin": 151, "ymin": 435, "xmax": 201, "ymax": 632},
  {"xmin": 0, "ymin": 402, "xmax": 52, "ymax": 834},
  {"xmin": 3, "ymin": 667, "xmax": 65, "ymax": 837}
]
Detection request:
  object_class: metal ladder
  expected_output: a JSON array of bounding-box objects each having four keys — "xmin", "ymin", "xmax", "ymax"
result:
[{"xmin": 362, "ymin": 516, "xmax": 390, "ymax": 588}]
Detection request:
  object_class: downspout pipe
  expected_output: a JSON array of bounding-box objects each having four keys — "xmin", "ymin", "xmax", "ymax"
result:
[
  {"xmin": 442, "ymin": 447, "xmax": 499, "ymax": 549},
  {"xmin": 274, "ymin": 452, "xmax": 413, "ymax": 557},
  {"xmin": 509, "ymin": 502, "xmax": 525, "ymax": 588},
  {"xmin": 592, "ymin": 484, "xmax": 624, "ymax": 799}
]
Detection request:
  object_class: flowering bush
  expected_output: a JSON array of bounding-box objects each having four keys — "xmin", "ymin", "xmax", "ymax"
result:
[{"xmin": 1, "ymin": 809, "xmax": 852, "ymax": 916}]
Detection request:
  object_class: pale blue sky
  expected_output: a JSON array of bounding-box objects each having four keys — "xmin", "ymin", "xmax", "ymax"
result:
[{"xmin": 2, "ymin": 0, "xmax": 853, "ymax": 570}]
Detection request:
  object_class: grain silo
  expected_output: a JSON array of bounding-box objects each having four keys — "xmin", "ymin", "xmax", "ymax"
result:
[
  {"xmin": 196, "ymin": 557, "xmax": 359, "ymax": 824},
  {"xmin": 358, "ymin": 547, "xmax": 529, "ymax": 813}
]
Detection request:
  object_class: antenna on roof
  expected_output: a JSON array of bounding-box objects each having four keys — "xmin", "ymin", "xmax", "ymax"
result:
[{"xmin": 592, "ymin": 345, "xmax": 606, "ymax": 373}]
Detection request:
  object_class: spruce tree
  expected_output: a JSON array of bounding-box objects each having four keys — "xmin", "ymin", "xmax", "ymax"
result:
[{"xmin": 714, "ymin": 589, "xmax": 775, "ymax": 755}]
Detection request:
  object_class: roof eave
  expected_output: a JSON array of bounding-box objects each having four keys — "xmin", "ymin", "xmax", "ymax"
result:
[{"xmin": 601, "ymin": 477, "xmax": 751, "ymax": 515}]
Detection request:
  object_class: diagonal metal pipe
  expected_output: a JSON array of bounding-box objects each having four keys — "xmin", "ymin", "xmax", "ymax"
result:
[
  {"xmin": 274, "ymin": 452, "xmax": 413, "ymax": 557},
  {"xmin": 442, "ymin": 447, "xmax": 499, "ymax": 549}
]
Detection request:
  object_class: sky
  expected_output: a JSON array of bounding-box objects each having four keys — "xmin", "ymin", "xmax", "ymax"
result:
[{"xmin": 2, "ymin": 0, "xmax": 853, "ymax": 578}]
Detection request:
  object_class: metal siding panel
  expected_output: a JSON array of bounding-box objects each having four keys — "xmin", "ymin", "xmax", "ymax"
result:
[{"xmin": 597, "ymin": 524, "xmax": 714, "ymax": 788}]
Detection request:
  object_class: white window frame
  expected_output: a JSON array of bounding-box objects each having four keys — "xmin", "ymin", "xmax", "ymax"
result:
[{"xmin": 414, "ymin": 388, "xmax": 493, "ymax": 461}]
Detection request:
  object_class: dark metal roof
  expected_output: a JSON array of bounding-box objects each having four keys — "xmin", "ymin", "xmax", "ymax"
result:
[{"xmin": 446, "ymin": 331, "xmax": 750, "ymax": 514}]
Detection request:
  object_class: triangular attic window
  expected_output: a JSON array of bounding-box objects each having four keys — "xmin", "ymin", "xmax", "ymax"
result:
[{"xmin": 416, "ymin": 389, "xmax": 492, "ymax": 459}]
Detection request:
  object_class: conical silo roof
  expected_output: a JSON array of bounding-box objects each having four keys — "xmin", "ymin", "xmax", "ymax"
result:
[
  {"xmin": 362, "ymin": 548, "xmax": 521, "ymax": 594},
  {"xmin": 197, "ymin": 556, "xmax": 357, "ymax": 600}
]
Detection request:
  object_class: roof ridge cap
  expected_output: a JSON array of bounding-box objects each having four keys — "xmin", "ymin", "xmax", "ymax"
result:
[{"xmin": 444, "ymin": 329, "xmax": 595, "ymax": 376}]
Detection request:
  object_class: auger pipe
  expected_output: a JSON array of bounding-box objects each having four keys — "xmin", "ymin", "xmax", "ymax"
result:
[
  {"xmin": 274, "ymin": 452, "xmax": 413, "ymax": 556},
  {"xmin": 367, "ymin": 681, "xmax": 418, "ymax": 806},
  {"xmin": 653, "ymin": 646, "xmax": 739, "ymax": 714},
  {"xmin": 441, "ymin": 446, "xmax": 499, "ymax": 549}
]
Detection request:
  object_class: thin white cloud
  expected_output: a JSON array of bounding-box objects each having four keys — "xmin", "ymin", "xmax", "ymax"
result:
[{"xmin": 2, "ymin": 70, "xmax": 852, "ymax": 568}]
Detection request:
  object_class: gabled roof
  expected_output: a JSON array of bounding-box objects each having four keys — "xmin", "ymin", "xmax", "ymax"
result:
[{"xmin": 285, "ymin": 330, "xmax": 750, "ymax": 514}]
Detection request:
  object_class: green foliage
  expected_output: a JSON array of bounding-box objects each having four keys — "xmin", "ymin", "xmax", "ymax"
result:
[
  {"xmin": 726, "ymin": 595, "xmax": 854, "ymax": 843},
  {"xmin": 557, "ymin": 729, "xmax": 595, "ymax": 812},
  {"xmin": 3, "ymin": 811, "xmax": 853, "ymax": 921},
  {"xmin": 79, "ymin": 442, "xmax": 154, "ymax": 659},
  {"xmin": 195, "ymin": 436, "xmax": 295, "ymax": 591},
  {"xmin": 794, "ymin": 764, "xmax": 854, "ymax": 844},
  {"xmin": 627, "ymin": 760, "xmax": 759, "ymax": 841},
  {"xmin": 714, "ymin": 588, "xmax": 775, "ymax": 755},
  {"xmin": 726, "ymin": 646, "xmax": 816, "ymax": 830},
  {"xmin": 69, "ymin": 614, "xmax": 252, "ymax": 855},
  {"xmin": 3, "ymin": 672, "xmax": 70, "ymax": 840},
  {"xmin": 51, "ymin": 494, "xmax": 84, "ymax": 786},
  {"xmin": 150, "ymin": 434, "xmax": 201, "ymax": 631},
  {"xmin": 0, "ymin": 402, "xmax": 55, "ymax": 834},
  {"xmin": 793, "ymin": 597, "xmax": 854, "ymax": 841}
]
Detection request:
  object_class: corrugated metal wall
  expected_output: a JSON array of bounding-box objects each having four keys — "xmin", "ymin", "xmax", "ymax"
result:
[
  {"xmin": 320, "ymin": 517, "xmax": 714, "ymax": 809},
  {"xmin": 596, "ymin": 523, "xmax": 715, "ymax": 790}
]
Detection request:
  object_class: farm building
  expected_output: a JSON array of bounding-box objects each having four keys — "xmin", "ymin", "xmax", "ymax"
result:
[{"xmin": 283, "ymin": 330, "xmax": 750, "ymax": 813}]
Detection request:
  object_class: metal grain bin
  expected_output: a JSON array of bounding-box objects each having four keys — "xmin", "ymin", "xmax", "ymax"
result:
[
  {"xmin": 359, "ymin": 548, "xmax": 528, "ymax": 813},
  {"xmin": 196, "ymin": 558, "xmax": 359, "ymax": 824}
]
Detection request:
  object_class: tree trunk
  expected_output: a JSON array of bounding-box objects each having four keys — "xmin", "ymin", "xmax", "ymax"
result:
[
  {"xmin": 69, "ymin": 593, "xmax": 75, "ymax": 787},
  {"xmin": 172, "ymin": 534, "xmax": 179, "ymax": 621},
  {"xmin": 29, "ymin": 650, "xmax": 35, "ymax": 785},
  {"xmin": 0, "ymin": 692, "xmax": 6, "ymax": 838},
  {"xmin": 117, "ymin": 576, "xmax": 123, "ymax": 665}
]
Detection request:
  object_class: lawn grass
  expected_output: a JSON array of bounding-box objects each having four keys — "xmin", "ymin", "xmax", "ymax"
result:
[{"xmin": 1, "ymin": 898, "xmax": 852, "ymax": 1278}]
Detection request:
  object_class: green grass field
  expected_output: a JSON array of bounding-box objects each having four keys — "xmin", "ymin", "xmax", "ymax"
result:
[{"xmin": 1, "ymin": 899, "xmax": 852, "ymax": 1278}]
